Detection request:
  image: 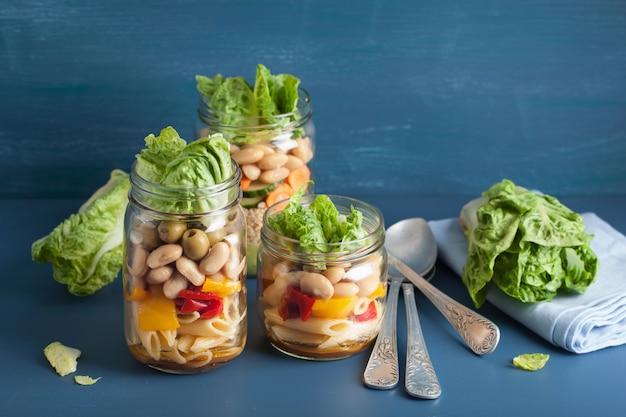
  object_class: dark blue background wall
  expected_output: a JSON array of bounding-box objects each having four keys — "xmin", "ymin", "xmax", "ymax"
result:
[{"xmin": 2, "ymin": 0, "xmax": 625, "ymax": 199}]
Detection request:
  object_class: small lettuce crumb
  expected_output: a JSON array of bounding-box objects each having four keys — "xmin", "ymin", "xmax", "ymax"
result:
[
  {"xmin": 513, "ymin": 353, "xmax": 550, "ymax": 371},
  {"xmin": 44, "ymin": 341, "xmax": 81, "ymax": 376},
  {"xmin": 74, "ymin": 375, "xmax": 101, "ymax": 385}
]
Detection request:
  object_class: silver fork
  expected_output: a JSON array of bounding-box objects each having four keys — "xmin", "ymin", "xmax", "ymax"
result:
[
  {"xmin": 363, "ymin": 275, "xmax": 403, "ymax": 389},
  {"xmin": 363, "ymin": 273, "xmax": 440, "ymax": 397},
  {"xmin": 402, "ymin": 282, "xmax": 441, "ymax": 399}
]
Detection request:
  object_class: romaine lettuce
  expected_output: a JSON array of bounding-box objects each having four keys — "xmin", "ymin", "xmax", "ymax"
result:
[
  {"xmin": 461, "ymin": 179, "xmax": 598, "ymax": 307},
  {"xmin": 31, "ymin": 169, "xmax": 130, "ymax": 296},
  {"xmin": 135, "ymin": 126, "xmax": 233, "ymax": 214},
  {"xmin": 267, "ymin": 186, "xmax": 366, "ymax": 254},
  {"xmin": 196, "ymin": 64, "xmax": 301, "ymax": 144}
]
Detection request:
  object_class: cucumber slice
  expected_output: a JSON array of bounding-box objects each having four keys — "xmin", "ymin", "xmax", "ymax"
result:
[
  {"xmin": 243, "ymin": 181, "xmax": 279, "ymax": 198},
  {"xmin": 241, "ymin": 195, "xmax": 265, "ymax": 208}
]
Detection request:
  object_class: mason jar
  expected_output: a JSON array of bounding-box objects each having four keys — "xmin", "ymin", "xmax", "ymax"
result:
[
  {"xmin": 195, "ymin": 88, "xmax": 315, "ymax": 276},
  {"xmin": 122, "ymin": 161, "xmax": 247, "ymax": 373},
  {"xmin": 256, "ymin": 195, "xmax": 388, "ymax": 360}
]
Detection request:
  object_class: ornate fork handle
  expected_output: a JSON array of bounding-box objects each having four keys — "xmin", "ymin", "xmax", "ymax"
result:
[
  {"xmin": 363, "ymin": 276, "xmax": 402, "ymax": 389},
  {"xmin": 388, "ymin": 254, "xmax": 500, "ymax": 355},
  {"xmin": 402, "ymin": 283, "xmax": 441, "ymax": 399}
]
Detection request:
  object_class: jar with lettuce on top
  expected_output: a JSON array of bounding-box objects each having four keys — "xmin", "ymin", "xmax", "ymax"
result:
[
  {"xmin": 257, "ymin": 188, "xmax": 388, "ymax": 360},
  {"xmin": 123, "ymin": 127, "xmax": 247, "ymax": 374},
  {"xmin": 194, "ymin": 64, "xmax": 315, "ymax": 276}
]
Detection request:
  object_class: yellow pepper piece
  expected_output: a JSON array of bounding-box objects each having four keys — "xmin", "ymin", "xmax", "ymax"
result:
[
  {"xmin": 311, "ymin": 296, "xmax": 358, "ymax": 319},
  {"xmin": 201, "ymin": 277, "xmax": 241, "ymax": 297},
  {"xmin": 136, "ymin": 287, "xmax": 180, "ymax": 331},
  {"xmin": 368, "ymin": 282, "xmax": 387, "ymax": 300},
  {"xmin": 125, "ymin": 285, "xmax": 149, "ymax": 301}
]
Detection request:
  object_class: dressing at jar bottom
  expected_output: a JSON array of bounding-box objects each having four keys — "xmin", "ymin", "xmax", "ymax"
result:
[
  {"xmin": 127, "ymin": 340, "xmax": 246, "ymax": 374},
  {"xmin": 264, "ymin": 312, "xmax": 382, "ymax": 361}
]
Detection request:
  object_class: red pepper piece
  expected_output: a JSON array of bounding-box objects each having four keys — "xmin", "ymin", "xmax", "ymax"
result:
[
  {"xmin": 279, "ymin": 286, "xmax": 316, "ymax": 322},
  {"xmin": 177, "ymin": 289, "xmax": 221, "ymax": 301},
  {"xmin": 354, "ymin": 301, "xmax": 377, "ymax": 322},
  {"xmin": 278, "ymin": 302, "xmax": 300, "ymax": 321},
  {"xmin": 199, "ymin": 298, "xmax": 224, "ymax": 319},
  {"xmin": 179, "ymin": 298, "xmax": 208, "ymax": 314}
]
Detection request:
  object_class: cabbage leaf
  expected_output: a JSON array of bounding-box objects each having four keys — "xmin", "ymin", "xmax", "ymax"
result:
[
  {"xmin": 462, "ymin": 179, "xmax": 598, "ymax": 307},
  {"xmin": 31, "ymin": 169, "xmax": 130, "ymax": 296}
]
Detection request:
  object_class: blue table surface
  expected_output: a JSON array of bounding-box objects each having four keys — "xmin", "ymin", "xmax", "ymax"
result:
[{"xmin": 3, "ymin": 195, "xmax": 626, "ymax": 417}]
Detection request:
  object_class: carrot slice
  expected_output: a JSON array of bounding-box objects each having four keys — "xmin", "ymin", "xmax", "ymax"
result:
[
  {"xmin": 241, "ymin": 176, "xmax": 252, "ymax": 191},
  {"xmin": 286, "ymin": 165, "xmax": 311, "ymax": 191},
  {"xmin": 265, "ymin": 182, "xmax": 294, "ymax": 210}
]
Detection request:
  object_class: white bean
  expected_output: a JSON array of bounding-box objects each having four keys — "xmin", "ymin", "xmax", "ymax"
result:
[
  {"xmin": 250, "ymin": 143, "xmax": 275, "ymax": 155},
  {"xmin": 356, "ymin": 272, "xmax": 381, "ymax": 297},
  {"xmin": 259, "ymin": 167, "xmax": 290, "ymax": 184},
  {"xmin": 198, "ymin": 241, "xmax": 230, "ymax": 275},
  {"xmin": 333, "ymin": 282, "xmax": 359, "ymax": 297},
  {"xmin": 128, "ymin": 245, "xmax": 149, "ymax": 278},
  {"xmin": 176, "ymin": 256, "xmax": 206, "ymax": 286},
  {"xmin": 241, "ymin": 164, "xmax": 261, "ymax": 181},
  {"xmin": 145, "ymin": 265, "xmax": 174, "ymax": 284},
  {"xmin": 147, "ymin": 244, "xmax": 183, "ymax": 268},
  {"xmin": 271, "ymin": 261, "xmax": 291, "ymax": 280},
  {"xmin": 232, "ymin": 147, "xmax": 264, "ymax": 165},
  {"xmin": 223, "ymin": 240, "xmax": 244, "ymax": 279},
  {"xmin": 262, "ymin": 278, "xmax": 289, "ymax": 307},
  {"xmin": 299, "ymin": 272, "xmax": 334, "ymax": 300},
  {"xmin": 290, "ymin": 137, "xmax": 313, "ymax": 163},
  {"xmin": 163, "ymin": 272, "xmax": 188, "ymax": 299},
  {"xmin": 284, "ymin": 155, "xmax": 304, "ymax": 171},
  {"xmin": 257, "ymin": 153, "xmax": 289, "ymax": 170},
  {"xmin": 322, "ymin": 266, "xmax": 345, "ymax": 284}
]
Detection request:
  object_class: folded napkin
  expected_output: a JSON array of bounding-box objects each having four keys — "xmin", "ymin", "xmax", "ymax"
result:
[{"xmin": 429, "ymin": 213, "xmax": 626, "ymax": 354}]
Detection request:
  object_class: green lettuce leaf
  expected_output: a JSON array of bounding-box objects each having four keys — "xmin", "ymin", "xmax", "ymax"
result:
[
  {"xmin": 135, "ymin": 126, "xmax": 186, "ymax": 183},
  {"xmin": 31, "ymin": 169, "xmax": 130, "ymax": 296},
  {"xmin": 135, "ymin": 127, "xmax": 234, "ymax": 214},
  {"xmin": 196, "ymin": 64, "xmax": 301, "ymax": 144},
  {"xmin": 196, "ymin": 73, "xmax": 225, "ymax": 99},
  {"xmin": 267, "ymin": 186, "xmax": 366, "ymax": 255},
  {"xmin": 462, "ymin": 179, "xmax": 598, "ymax": 307}
]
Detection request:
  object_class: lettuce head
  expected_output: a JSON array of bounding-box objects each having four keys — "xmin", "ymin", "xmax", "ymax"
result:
[
  {"xmin": 31, "ymin": 169, "xmax": 130, "ymax": 296},
  {"xmin": 461, "ymin": 179, "xmax": 598, "ymax": 307}
]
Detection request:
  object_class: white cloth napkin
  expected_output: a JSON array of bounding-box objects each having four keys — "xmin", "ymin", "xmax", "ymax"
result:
[{"xmin": 428, "ymin": 213, "xmax": 626, "ymax": 354}]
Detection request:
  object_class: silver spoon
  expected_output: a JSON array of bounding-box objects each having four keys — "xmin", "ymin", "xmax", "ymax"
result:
[{"xmin": 386, "ymin": 218, "xmax": 500, "ymax": 356}]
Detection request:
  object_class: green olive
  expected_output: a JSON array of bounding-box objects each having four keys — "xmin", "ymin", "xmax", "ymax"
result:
[
  {"xmin": 181, "ymin": 228, "xmax": 210, "ymax": 260},
  {"xmin": 158, "ymin": 221, "xmax": 187, "ymax": 243},
  {"xmin": 206, "ymin": 228, "xmax": 227, "ymax": 245}
]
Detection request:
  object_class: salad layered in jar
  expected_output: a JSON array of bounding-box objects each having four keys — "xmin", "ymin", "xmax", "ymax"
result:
[
  {"xmin": 195, "ymin": 64, "xmax": 315, "ymax": 275},
  {"xmin": 257, "ymin": 190, "xmax": 387, "ymax": 360},
  {"xmin": 123, "ymin": 127, "xmax": 247, "ymax": 373}
]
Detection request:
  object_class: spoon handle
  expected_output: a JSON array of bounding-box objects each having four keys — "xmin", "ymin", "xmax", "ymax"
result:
[
  {"xmin": 402, "ymin": 283, "xmax": 441, "ymax": 399},
  {"xmin": 363, "ymin": 275, "xmax": 402, "ymax": 389},
  {"xmin": 388, "ymin": 254, "xmax": 500, "ymax": 355}
]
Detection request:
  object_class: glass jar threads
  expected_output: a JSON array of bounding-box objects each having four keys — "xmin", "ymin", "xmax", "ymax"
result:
[
  {"xmin": 195, "ymin": 84, "xmax": 315, "ymax": 276},
  {"xmin": 122, "ymin": 139, "xmax": 247, "ymax": 373},
  {"xmin": 256, "ymin": 194, "xmax": 388, "ymax": 360}
]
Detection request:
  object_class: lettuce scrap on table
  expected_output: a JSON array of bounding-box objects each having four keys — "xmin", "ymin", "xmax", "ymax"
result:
[
  {"xmin": 196, "ymin": 63, "xmax": 302, "ymax": 144},
  {"xmin": 460, "ymin": 179, "xmax": 599, "ymax": 308}
]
